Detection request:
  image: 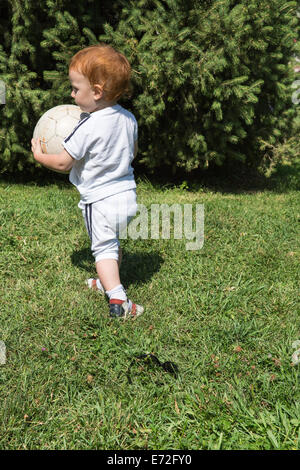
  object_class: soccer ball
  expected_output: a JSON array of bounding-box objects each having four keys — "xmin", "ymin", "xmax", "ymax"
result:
[{"xmin": 33, "ymin": 104, "xmax": 82, "ymax": 154}]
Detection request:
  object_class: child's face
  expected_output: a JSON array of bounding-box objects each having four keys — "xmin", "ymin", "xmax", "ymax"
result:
[{"xmin": 69, "ymin": 69, "xmax": 102, "ymax": 113}]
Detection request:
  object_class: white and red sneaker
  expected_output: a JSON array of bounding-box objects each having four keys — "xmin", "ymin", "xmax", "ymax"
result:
[
  {"xmin": 85, "ymin": 278, "xmax": 105, "ymax": 294},
  {"xmin": 109, "ymin": 299, "xmax": 144, "ymax": 319}
]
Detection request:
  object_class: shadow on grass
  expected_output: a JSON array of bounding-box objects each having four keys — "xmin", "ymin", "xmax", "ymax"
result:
[
  {"xmin": 134, "ymin": 159, "xmax": 300, "ymax": 194},
  {"xmin": 2, "ymin": 157, "xmax": 299, "ymax": 194},
  {"xmin": 71, "ymin": 247, "xmax": 163, "ymax": 289},
  {"xmin": 1, "ymin": 169, "xmax": 71, "ymax": 188}
]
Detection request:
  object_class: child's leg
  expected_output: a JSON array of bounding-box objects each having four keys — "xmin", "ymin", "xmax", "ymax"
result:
[
  {"xmin": 96, "ymin": 255, "xmax": 143, "ymax": 319},
  {"xmin": 86, "ymin": 246, "xmax": 122, "ymax": 292},
  {"xmin": 85, "ymin": 191, "xmax": 143, "ymax": 318},
  {"xmin": 95, "ymin": 258, "xmax": 121, "ymax": 292}
]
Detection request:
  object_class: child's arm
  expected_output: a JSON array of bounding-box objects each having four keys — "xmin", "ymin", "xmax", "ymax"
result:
[{"xmin": 31, "ymin": 137, "xmax": 75, "ymax": 174}]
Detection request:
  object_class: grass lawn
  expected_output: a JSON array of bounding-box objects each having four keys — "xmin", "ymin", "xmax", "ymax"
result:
[{"xmin": 0, "ymin": 175, "xmax": 299, "ymax": 450}]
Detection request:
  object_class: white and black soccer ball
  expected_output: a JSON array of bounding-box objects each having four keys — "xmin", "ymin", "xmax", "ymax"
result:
[{"xmin": 33, "ymin": 104, "xmax": 81, "ymax": 154}]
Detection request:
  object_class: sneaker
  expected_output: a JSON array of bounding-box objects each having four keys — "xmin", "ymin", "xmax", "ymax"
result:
[
  {"xmin": 109, "ymin": 299, "xmax": 144, "ymax": 319},
  {"xmin": 85, "ymin": 278, "xmax": 105, "ymax": 294}
]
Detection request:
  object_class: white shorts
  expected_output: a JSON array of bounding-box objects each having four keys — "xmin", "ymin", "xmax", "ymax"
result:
[{"xmin": 78, "ymin": 189, "xmax": 137, "ymax": 263}]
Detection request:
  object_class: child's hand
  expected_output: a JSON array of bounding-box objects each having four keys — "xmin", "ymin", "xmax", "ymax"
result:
[{"xmin": 31, "ymin": 137, "xmax": 44, "ymax": 160}]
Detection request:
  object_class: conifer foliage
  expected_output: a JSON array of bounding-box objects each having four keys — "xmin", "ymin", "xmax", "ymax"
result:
[
  {"xmin": 101, "ymin": 0, "xmax": 299, "ymax": 172},
  {"xmin": 0, "ymin": 0, "xmax": 298, "ymax": 175},
  {"xmin": 0, "ymin": 0, "xmax": 120, "ymax": 174},
  {"xmin": 0, "ymin": 0, "xmax": 49, "ymax": 173}
]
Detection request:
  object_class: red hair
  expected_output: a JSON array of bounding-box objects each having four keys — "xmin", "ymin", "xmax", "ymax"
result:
[{"xmin": 69, "ymin": 44, "xmax": 131, "ymax": 101}]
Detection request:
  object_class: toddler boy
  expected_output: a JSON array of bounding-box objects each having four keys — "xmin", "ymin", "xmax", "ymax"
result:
[{"xmin": 31, "ymin": 44, "xmax": 144, "ymax": 319}]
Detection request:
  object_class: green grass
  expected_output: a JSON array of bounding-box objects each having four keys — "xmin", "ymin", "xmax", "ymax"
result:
[{"xmin": 0, "ymin": 176, "xmax": 299, "ymax": 450}]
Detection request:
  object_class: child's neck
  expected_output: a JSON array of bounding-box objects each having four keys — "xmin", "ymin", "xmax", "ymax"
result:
[{"xmin": 91, "ymin": 99, "xmax": 117, "ymax": 113}]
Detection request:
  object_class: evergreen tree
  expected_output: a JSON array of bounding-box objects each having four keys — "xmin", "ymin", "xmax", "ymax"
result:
[
  {"xmin": 0, "ymin": 0, "xmax": 298, "ymax": 175},
  {"xmin": 41, "ymin": 0, "xmax": 120, "ymax": 109},
  {"xmin": 101, "ymin": 0, "xmax": 299, "ymax": 173},
  {"xmin": 0, "ymin": 0, "xmax": 122, "ymax": 175},
  {"xmin": 0, "ymin": 0, "xmax": 49, "ymax": 173}
]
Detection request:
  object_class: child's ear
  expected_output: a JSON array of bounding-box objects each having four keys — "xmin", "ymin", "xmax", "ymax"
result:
[{"xmin": 93, "ymin": 84, "xmax": 103, "ymax": 100}]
